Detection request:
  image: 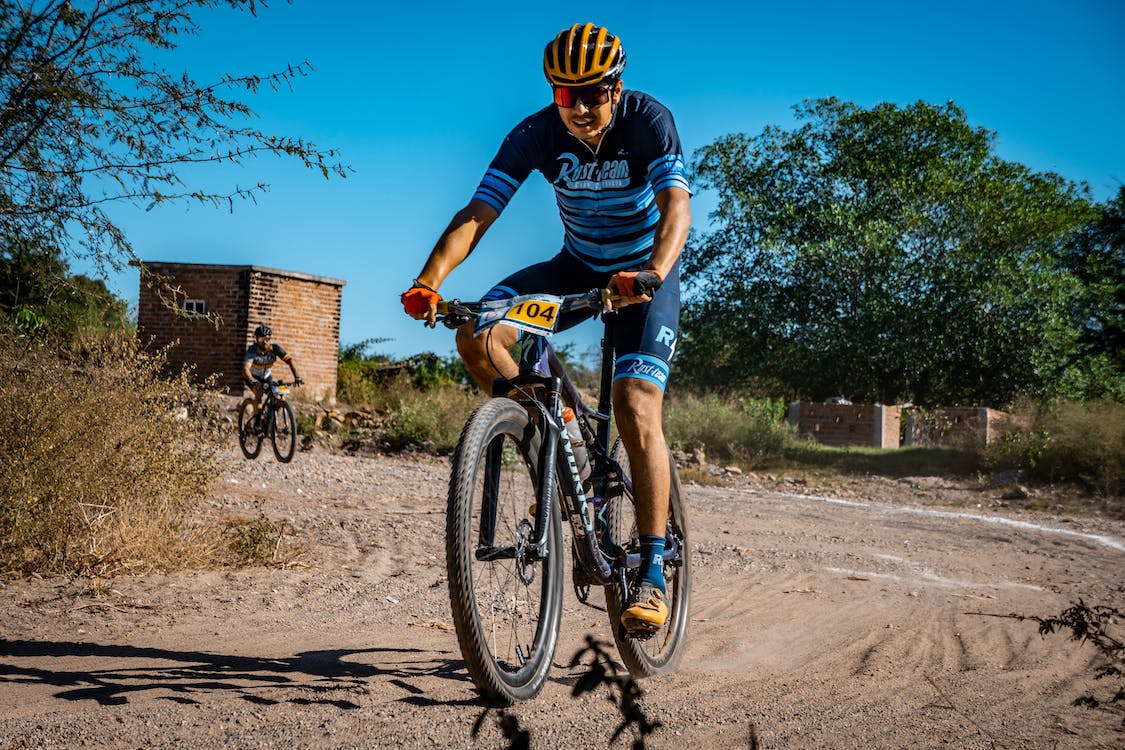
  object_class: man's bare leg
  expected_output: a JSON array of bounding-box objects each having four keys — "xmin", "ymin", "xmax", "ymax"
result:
[
  {"xmin": 455, "ymin": 323, "xmax": 519, "ymax": 393},
  {"xmin": 613, "ymin": 376, "xmax": 672, "ymax": 634},
  {"xmin": 612, "ymin": 377, "xmax": 670, "ymax": 537}
]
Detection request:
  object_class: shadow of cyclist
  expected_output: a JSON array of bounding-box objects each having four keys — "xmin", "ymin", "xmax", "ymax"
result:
[{"xmin": 0, "ymin": 639, "xmax": 472, "ymax": 708}]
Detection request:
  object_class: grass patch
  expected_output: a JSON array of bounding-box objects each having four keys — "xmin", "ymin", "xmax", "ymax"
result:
[
  {"xmin": 664, "ymin": 393, "xmax": 793, "ymax": 466},
  {"xmin": 219, "ymin": 506, "xmax": 297, "ymax": 566},
  {"xmin": 780, "ymin": 442, "xmax": 980, "ymax": 478},
  {"xmin": 383, "ymin": 384, "xmax": 480, "ymax": 452}
]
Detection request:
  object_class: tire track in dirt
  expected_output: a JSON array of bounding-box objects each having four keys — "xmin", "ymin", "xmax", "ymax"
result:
[{"xmin": 1, "ymin": 453, "xmax": 1122, "ymax": 749}]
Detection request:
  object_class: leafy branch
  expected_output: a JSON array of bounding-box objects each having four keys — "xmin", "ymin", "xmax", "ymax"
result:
[
  {"xmin": 972, "ymin": 600, "xmax": 1124, "ymax": 722},
  {"xmin": 0, "ymin": 0, "xmax": 348, "ymax": 278},
  {"xmin": 471, "ymin": 636, "xmax": 686, "ymax": 750}
]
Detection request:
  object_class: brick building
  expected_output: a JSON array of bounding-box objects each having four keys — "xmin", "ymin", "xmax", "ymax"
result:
[
  {"xmin": 136, "ymin": 262, "xmax": 345, "ymax": 402},
  {"xmin": 788, "ymin": 401, "xmax": 902, "ymax": 449}
]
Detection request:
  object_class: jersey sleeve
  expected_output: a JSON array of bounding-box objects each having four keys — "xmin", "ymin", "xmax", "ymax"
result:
[
  {"xmin": 636, "ymin": 103, "xmax": 692, "ymax": 197},
  {"xmin": 470, "ymin": 115, "xmax": 542, "ymax": 214},
  {"xmin": 272, "ymin": 343, "xmax": 290, "ymax": 361}
]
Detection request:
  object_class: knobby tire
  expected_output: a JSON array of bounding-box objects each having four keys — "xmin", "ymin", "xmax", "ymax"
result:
[
  {"xmin": 604, "ymin": 441, "xmax": 692, "ymax": 677},
  {"xmin": 446, "ymin": 397, "xmax": 563, "ymax": 704},
  {"xmin": 270, "ymin": 400, "xmax": 297, "ymax": 463},
  {"xmin": 237, "ymin": 398, "xmax": 263, "ymax": 459}
]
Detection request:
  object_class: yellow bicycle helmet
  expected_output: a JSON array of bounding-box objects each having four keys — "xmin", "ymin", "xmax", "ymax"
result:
[{"xmin": 543, "ymin": 23, "xmax": 626, "ymax": 87}]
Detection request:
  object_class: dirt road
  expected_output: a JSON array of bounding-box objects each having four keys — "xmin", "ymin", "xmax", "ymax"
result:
[{"xmin": 2, "ymin": 450, "xmax": 1123, "ymax": 749}]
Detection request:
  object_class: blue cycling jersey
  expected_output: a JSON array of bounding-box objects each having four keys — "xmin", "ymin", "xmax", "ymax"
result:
[{"xmin": 472, "ymin": 90, "xmax": 691, "ymax": 273}]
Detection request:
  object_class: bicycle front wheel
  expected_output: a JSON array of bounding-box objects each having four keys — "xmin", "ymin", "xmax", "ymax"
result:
[
  {"xmin": 605, "ymin": 441, "xmax": 692, "ymax": 677},
  {"xmin": 237, "ymin": 398, "xmax": 262, "ymax": 459},
  {"xmin": 446, "ymin": 397, "xmax": 563, "ymax": 704},
  {"xmin": 270, "ymin": 400, "xmax": 297, "ymax": 463}
]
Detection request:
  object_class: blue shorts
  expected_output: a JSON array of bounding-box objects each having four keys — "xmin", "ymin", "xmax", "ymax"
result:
[{"xmin": 482, "ymin": 251, "xmax": 680, "ymax": 391}]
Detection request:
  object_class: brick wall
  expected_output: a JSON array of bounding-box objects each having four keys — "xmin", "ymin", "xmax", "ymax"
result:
[
  {"xmin": 136, "ymin": 262, "xmax": 344, "ymax": 402},
  {"xmin": 246, "ymin": 269, "xmax": 342, "ymax": 402},
  {"xmin": 902, "ymin": 406, "xmax": 1009, "ymax": 447},
  {"xmin": 788, "ymin": 402, "xmax": 902, "ymax": 449}
]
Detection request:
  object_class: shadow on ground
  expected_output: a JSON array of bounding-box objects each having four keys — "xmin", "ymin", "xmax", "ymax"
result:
[{"xmin": 0, "ymin": 639, "xmax": 472, "ymax": 708}]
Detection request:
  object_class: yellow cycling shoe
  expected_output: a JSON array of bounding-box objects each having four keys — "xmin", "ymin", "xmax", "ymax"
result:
[{"xmin": 620, "ymin": 581, "xmax": 668, "ymax": 636}]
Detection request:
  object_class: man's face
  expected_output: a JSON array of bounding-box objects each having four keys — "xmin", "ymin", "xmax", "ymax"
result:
[
  {"xmin": 555, "ymin": 80, "xmax": 621, "ymax": 144},
  {"xmin": 256, "ymin": 335, "xmax": 270, "ymax": 349}
]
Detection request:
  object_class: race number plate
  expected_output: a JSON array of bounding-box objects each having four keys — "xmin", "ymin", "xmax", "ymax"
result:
[{"xmin": 475, "ymin": 294, "xmax": 563, "ymax": 337}]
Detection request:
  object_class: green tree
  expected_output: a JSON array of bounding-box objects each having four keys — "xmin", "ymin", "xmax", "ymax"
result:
[
  {"xmin": 0, "ymin": 0, "xmax": 346, "ymax": 290},
  {"xmin": 1055, "ymin": 187, "xmax": 1125, "ymax": 400},
  {"xmin": 681, "ymin": 98, "xmax": 1097, "ymax": 406},
  {"xmin": 1, "ymin": 236, "xmax": 129, "ymax": 336}
]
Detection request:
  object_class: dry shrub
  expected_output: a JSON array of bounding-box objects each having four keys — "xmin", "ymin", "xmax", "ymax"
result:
[
  {"xmin": 201, "ymin": 505, "xmax": 302, "ymax": 568},
  {"xmin": 664, "ymin": 393, "xmax": 794, "ymax": 466},
  {"xmin": 0, "ymin": 332, "xmax": 223, "ymax": 577},
  {"xmin": 982, "ymin": 396, "xmax": 1125, "ymax": 496}
]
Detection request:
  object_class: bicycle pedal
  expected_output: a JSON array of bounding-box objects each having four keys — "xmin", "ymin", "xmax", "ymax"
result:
[{"xmin": 622, "ymin": 621, "xmax": 661, "ymax": 640}]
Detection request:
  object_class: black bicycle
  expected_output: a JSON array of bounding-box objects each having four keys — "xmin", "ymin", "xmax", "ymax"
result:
[
  {"xmin": 436, "ymin": 289, "xmax": 691, "ymax": 703},
  {"xmin": 237, "ymin": 379, "xmax": 298, "ymax": 463}
]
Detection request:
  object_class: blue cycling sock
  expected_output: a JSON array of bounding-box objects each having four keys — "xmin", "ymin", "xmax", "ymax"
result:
[{"xmin": 638, "ymin": 535, "xmax": 666, "ymax": 594}]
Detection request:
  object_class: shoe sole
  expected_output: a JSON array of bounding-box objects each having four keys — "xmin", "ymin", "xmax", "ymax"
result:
[{"xmin": 621, "ymin": 615, "xmax": 664, "ymax": 639}]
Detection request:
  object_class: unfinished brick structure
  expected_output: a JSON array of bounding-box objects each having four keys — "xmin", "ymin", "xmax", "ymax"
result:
[
  {"xmin": 788, "ymin": 402, "xmax": 902, "ymax": 449},
  {"xmin": 902, "ymin": 406, "xmax": 1009, "ymax": 447},
  {"xmin": 136, "ymin": 262, "xmax": 345, "ymax": 402}
]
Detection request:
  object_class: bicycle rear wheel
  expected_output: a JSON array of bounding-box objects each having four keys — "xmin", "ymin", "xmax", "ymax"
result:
[
  {"xmin": 446, "ymin": 397, "xmax": 563, "ymax": 704},
  {"xmin": 604, "ymin": 441, "xmax": 692, "ymax": 677},
  {"xmin": 237, "ymin": 398, "xmax": 263, "ymax": 459},
  {"xmin": 270, "ymin": 400, "xmax": 297, "ymax": 463}
]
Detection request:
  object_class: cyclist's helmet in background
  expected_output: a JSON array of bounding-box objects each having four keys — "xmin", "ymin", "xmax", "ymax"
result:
[
  {"xmin": 543, "ymin": 23, "xmax": 626, "ymax": 87},
  {"xmin": 254, "ymin": 324, "xmax": 272, "ymax": 338}
]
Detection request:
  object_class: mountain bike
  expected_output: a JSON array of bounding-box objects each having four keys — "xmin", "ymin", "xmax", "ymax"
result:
[
  {"xmin": 237, "ymin": 379, "xmax": 299, "ymax": 463},
  {"xmin": 436, "ymin": 290, "xmax": 691, "ymax": 703}
]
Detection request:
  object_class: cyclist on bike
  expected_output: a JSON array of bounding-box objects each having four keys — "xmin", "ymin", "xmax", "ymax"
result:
[
  {"xmin": 401, "ymin": 23, "xmax": 691, "ymax": 637},
  {"xmin": 242, "ymin": 324, "xmax": 303, "ymax": 426}
]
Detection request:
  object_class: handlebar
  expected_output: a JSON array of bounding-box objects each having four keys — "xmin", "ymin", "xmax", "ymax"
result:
[
  {"xmin": 436, "ymin": 288, "xmax": 610, "ymax": 329},
  {"xmin": 266, "ymin": 378, "xmax": 300, "ymax": 388}
]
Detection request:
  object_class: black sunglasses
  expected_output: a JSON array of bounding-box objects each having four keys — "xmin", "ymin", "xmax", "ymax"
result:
[{"xmin": 553, "ymin": 83, "xmax": 613, "ymax": 108}]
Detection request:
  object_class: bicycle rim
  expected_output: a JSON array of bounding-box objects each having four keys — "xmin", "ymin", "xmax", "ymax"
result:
[
  {"xmin": 446, "ymin": 397, "xmax": 563, "ymax": 704},
  {"xmin": 237, "ymin": 398, "xmax": 262, "ymax": 459},
  {"xmin": 271, "ymin": 401, "xmax": 297, "ymax": 463},
  {"xmin": 605, "ymin": 441, "xmax": 692, "ymax": 677}
]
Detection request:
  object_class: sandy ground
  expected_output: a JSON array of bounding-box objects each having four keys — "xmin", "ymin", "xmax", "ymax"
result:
[{"xmin": 2, "ymin": 445, "xmax": 1123, "ymax": 749}]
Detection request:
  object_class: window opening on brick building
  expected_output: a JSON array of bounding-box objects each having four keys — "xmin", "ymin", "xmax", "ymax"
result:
[{"xmin": 181, "ymin": 299, "xmax": 207, "ymax": 316}]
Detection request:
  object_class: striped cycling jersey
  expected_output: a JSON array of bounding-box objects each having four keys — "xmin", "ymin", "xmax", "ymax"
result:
[
  {"xmin": 243, "ymin": 342, "xmax": 290, "ymax": 379},
  {"xmin": 472, "ymin": 90, "xmax": 691, "ymax": 272}
]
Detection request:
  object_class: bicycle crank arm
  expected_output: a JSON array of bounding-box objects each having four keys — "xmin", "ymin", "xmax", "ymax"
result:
[
  {"xmin": 474, "ymin": 545, "xmax": 549, "ymax": 562},
  {"xmin": 618, "ymin": 541, "xmax": 684, "ymax": 571}
]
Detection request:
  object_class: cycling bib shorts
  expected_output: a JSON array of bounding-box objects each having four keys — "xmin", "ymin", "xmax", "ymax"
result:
[{"xmin": 482, "ymin": 251, "xmax": 679, "ymax": 391}]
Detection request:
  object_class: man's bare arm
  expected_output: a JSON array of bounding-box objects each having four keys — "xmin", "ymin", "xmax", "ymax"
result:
[{"xmin": 415, "ymin": 199, "xmax": 500, "ymax": 290}]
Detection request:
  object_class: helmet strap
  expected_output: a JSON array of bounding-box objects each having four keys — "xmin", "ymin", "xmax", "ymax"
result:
[{"xmin": 571, "ymin": 85, "xmax": 621, "ymax": 152}]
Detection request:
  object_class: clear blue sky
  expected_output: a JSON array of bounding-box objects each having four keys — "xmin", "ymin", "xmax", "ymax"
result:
[{"xmin": 90, "ymin": 0, "xmax": 1125, "ymax": 360}]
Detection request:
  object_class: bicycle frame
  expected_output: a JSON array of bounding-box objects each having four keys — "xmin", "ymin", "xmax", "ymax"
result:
[
  {"xmin": 259, "ymin": 380, "xmax": 290, "ymax": 434},
  {"xmin": 486, "ymin": 313, "xmax": 684, "ymax": 587}
]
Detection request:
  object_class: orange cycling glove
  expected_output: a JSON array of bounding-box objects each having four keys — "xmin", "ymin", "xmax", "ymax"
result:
[
  {"xmin": 608, "ymin": 270, "xmax": 663, "ymax": 299},
  {"xmin": 400, "ymin": 280, "xmax": 442, "ymax": 318}
]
